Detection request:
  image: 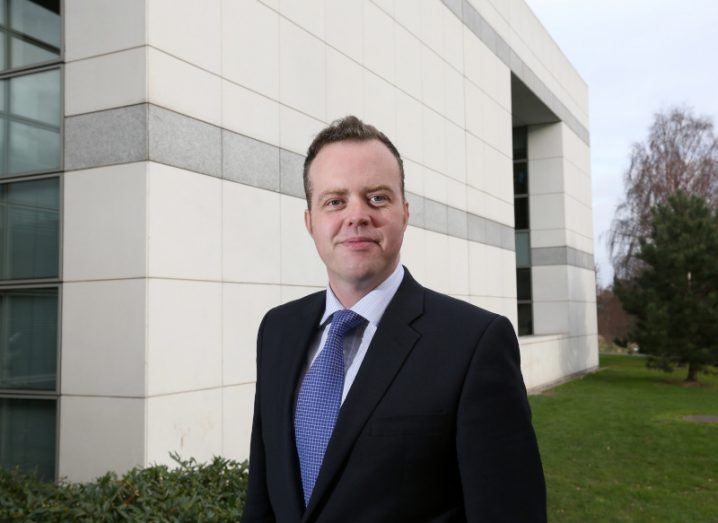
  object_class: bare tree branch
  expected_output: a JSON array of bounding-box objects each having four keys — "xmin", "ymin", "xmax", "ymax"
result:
[{"xmin": 608, "ymin": 106, "xmax": 718, "ymax": 280}]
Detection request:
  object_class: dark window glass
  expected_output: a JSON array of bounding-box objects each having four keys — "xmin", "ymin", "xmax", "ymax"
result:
[
  {"xmin": 1, "ymin": 0, "xmax": 61, "ymax": 72},
  {"xmin": 513, "ymin": 161, "xmax": 528, "ymax": 195},
  {"xmin": 518, "ymin": 303, "xmax": 533, "ymax": 336},
  {"xmin": 0, "ymin": 397, "xmax": 56, "ymax": 480},
  {"xmin": 515, "ymin": 232, "xmax": 530, "ymax": 267},
  {"xmin": 0, "ymin": 177, "xmax": 59, "ymax": 280},
  {"xmin": 0, "ymin": 288, "xmax": 58, "ymax": 390},
  {"xmin": 0, "ymin": 69, "xmax": 61, "ymax": 177},
  {"xmin": 517, "ymin": 268, "xmax": 532, "ymax": 301},
  {"xmin": 512, "ymin": 127, "xmax": 527, "ymax": 160},
  {"xmin": 514, "ymin": 196, "xmax": 529, "ymax": 230}
]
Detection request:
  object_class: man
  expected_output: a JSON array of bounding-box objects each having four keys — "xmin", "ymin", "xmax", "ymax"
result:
[{"xmin": 242, "ymin": 116, "xmax": 546, "ymax": 522}]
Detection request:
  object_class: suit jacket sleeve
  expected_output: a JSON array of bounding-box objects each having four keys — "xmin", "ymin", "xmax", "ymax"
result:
[
  {"xmin": 456, "ymin": 315, "xmax": 547, "ymax": 522},
  {"xmin": 241, "ymin": 314, "xmax": 276, "ymax": 523}
]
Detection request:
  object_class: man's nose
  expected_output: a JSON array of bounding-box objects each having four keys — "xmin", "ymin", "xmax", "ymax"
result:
[{"xmin": 344, "ymin": 199, "xmax": 371, "ymax": 227}]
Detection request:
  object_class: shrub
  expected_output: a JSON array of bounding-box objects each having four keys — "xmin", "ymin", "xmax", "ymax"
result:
[{"xmin": 0, "ymin": 453, "xmax": 249, "ymax": 522}]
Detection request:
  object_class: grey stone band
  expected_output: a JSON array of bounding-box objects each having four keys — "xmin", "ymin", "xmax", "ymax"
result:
[
  {"xmin": 532, "ymin": 246, "xmax": 594, "ymax": 270},
  {"xmin": 442, "ymin": 0, "xmax": 590, "ymax": 145},
  {"xmin": 64, "ymin": 103, "xmax": 593, "ymax": 268}
]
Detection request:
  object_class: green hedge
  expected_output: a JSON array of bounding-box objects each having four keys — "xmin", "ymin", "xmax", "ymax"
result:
[{"xmin": 0, "ymin": 453, "xmax": 249, "ymax": 522}]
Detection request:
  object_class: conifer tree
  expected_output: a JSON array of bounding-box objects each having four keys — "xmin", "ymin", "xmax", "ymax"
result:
[{"xmin": 614, "ymin": 192, "xmax": 718, "ymax": 382}]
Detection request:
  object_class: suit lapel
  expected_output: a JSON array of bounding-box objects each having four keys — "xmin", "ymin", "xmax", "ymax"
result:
[
  {"xmin": 302, "ymin": 270, "xmax": 425, "ymax": 522},
  {"xmin": 272, "ymin": 291, "xmax": 325, "ymax": 520}
]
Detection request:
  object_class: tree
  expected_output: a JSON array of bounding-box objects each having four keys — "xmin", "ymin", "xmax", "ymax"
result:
[
  {"xmin": 609, "ymin": 107, "xmax": 718, "ymax": 280},
  {"xmin": 614, "ymin": 192, "xmax": 718, "ymax": 383}
]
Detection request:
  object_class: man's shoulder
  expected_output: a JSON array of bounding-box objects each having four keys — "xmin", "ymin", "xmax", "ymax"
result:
[
  {"xmin": 422, "ymin": 287, "xmax": 500, "ymax": 326},
  {"xmin": 262, "ymin": 289, "xmax": 325, "ymax": 324}
]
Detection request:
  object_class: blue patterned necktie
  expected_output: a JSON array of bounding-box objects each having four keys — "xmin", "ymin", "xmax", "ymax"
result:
[{"xmin": 294, "ymin": 309, "xmax": 365, "ymax": 506}]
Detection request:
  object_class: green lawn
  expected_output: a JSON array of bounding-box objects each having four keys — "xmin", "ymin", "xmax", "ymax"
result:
[{"xmin": 529, "ymin": 354, "xmax": 718, "ymax": 523}]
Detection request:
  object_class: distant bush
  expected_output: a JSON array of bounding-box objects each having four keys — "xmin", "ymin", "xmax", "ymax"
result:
[{"xmin": 0, "ymin": 453, "xmax": 249, "ymax": 522}]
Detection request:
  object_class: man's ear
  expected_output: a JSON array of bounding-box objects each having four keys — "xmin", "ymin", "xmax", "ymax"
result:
[
  {"xmin": 402, "ymin": 199, "xmax": 410, "ymax": 231},
  {"xmin": 304, "ymin": 208, "xmax": 313, "ymax": 235}
]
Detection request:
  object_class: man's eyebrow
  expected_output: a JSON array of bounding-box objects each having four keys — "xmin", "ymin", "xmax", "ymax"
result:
[
  {"xmin": 365, "ymin": 185, "xmax": 395, "ymax": 194},
  {"xmin": 316, "ymin": 188, "xmax": 348, "ymax": 201}
]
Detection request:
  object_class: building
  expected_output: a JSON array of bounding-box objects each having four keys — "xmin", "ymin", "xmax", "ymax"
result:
[{"xmin": 0, "ymin": 0, "xmax": 597, "ymax": 482}]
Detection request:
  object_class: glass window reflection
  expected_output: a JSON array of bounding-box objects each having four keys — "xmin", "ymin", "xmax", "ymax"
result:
[
  {"xmin": 1, "ymin": 69, "xmax": 61, "ymax": 177},
  {"xmin": 0, "ymin": 288, "xmax": 58, "ymax": 391},
  {"xmin": 0, "ymin": 177, "xmax": 60, "ymax": 280},
  {"xmin": 0, "ymin": 398, "xmax": 56, "ymax": 481},
  {"xmin": 1, "ymin": 0, "xmax": 61, "ymax": 72}
]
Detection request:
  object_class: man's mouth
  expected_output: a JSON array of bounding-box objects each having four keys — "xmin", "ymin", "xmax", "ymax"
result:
[{"xmin": 340, "ymin": 237, "xmax": 378, "ymax": 249}]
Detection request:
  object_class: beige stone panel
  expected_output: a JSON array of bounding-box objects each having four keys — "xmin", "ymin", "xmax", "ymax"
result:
[
  {"xmin": 529, "ymin": 157, "xmax": 564, "ymax": 196},
  {"xmin": 395, "ymin": 24, "xmax": 423, "ymax": 100},
  {"xmin": 62, "ymin": 280, "xmax": 146, "ymax": 397},
  {"xmin": 326, "ymin": 48, "xmax": 364, "ymax": 122},
  {"xmin": 147, "ymin": 279, "xmax": 222, "ymax": 395},
  {"xmin": 532, "ymin": 266, "xmax": 569, "ymax": 302},
  {"xmin": 532, "ymin": 300, "xmax": 570, "ymax": 335},
  {"xmin": 529, "ymin": 193, "xmax": 565, "ymax": 231},
  {"xmin": 401, "ymin": 225, "xmax": 427, "ymax": 285},
  {"xmin": 65, "ymin": 0, "xmax": 146, "ymax": 61},
  {"xmin": 280, "ymin": 195, "xmax": 326, "ymax": 286},
  {"xmin": 403, "ymin": 159, "xmax": 425, "ymax": 197},
  {"xmin": 279, "ymin": 0, "xmax": 325, "ymax": 39},
  {"xmin": 222, "ymin": 81, "xmax": 280, "ymax": 147},
  {"xmin": 422, "ymin": 106, "xmax": 446, "ymax": 175},
  {"xmin": 528, "ymin": 122, "xmax": 563, "ymax": 160},
  {"xmin": 223, "ymin": 182, "xmax": 281, "ymax": 284},
  {"xmin": 325, "ymin": 0, "xmax": 363, "ymax": 63},
  {"xmin": 59, "ymin": 396, "xmax": 145, "ymax": 482},
  {"xmin": 146, "ymin": 388, "xmax": 222, "ymax": 466},
  {"xmin": 424, "ymin": 230, "xmax": 450, "ymax": 294},
  {"xmin": 148, "ymin": 0, "xmax": 221, "ymax": 74},
  {"xmin": 222, "ymin": 0, "xmax": 279, "ymax": 99},
  {"xmin": 420, "ymin": 44, "xmax": 446, "ymax": 116},
  {"xmin": 63, "ymin": 163, "xmax": 147, "ymax": 281},
  {"xmin": 65, "ymin": 48, "xmax": 147, "ymax": 116},
  {"xmin": 424, "ymin": 168, "xmax": 449, "ymax": 205},
  {"xmin": 279, "ymin": 17, "xmax": 326, "ymax": 121},
  {"xmin": 222, "ymin": 283, "xmax": 282, "ymax": 386},
  {"xmin": 147, "ymin": 163, "xmax": 222, "ymax": 281},
  {"xmin": 364, "ymin": 1, "xmax": 395, "ymax": 83},
  {"xmin": 448, "ymin": 236, "xmax": 470, "ymax": 296},
  {"xmin": 441, "ymin": 3, "xmax": 464, "ymax": 72},
  {"xmin": 445, "ymin": 119, "xmax": 467, "ymax": 183},
  {"xmin": 395, "ymin": 93, "xmax": 424, "ymax": 165},
  {"xmin": 222, "ymin": 384, "xmax": 255, "ymax": 462},
  {"xmin": 444, "ymin": 61, "xmax": 465, "ymax": 127},
  {"xmin": 363, "ymin": 71, "xmax": 397, "ymax": 144},
  {"xmin": 279, "ymin": 105, "xmax": 325, "ymax": 156},
  {"xmin": 148, "ymin": 47, "xmax": 222, "ymax": 126}
]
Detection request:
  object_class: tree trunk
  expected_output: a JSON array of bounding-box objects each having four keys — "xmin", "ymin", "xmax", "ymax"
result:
[{"xmin": 685, "ymin": 362, "xmax": 700, "ymax": 383}]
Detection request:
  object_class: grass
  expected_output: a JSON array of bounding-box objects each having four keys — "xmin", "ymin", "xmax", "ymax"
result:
[{"xmin": 529, "ymin": 354, "xmax": 718, "ymax": 523}]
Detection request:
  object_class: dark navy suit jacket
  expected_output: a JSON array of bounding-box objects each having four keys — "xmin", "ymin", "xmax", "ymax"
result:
[{"xmin": 242, "ymin": 269, "xmax": 546, "ymax": 522}]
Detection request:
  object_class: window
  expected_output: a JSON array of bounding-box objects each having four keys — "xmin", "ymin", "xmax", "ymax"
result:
[
  {"xmin": 0, "ymin": 0, "xmax": 61, "ymax": 481},
  {"xmin": 1, "ymin": 0, "xmax": 61, "ymax": 73},
  {"xmin": 513, "ymin": 127, "xmax": 533, "ymax": 335}
]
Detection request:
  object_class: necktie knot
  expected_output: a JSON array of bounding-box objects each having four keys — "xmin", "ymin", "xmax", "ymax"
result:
[{"xmin": 329, "ymin": 309, "xmax": 365, "ymax": 339}]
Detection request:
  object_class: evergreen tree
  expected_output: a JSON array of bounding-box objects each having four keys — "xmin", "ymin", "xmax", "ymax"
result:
[{"xmin": 614, "ymin": 192, "xmax": 718, "ymax": 382}]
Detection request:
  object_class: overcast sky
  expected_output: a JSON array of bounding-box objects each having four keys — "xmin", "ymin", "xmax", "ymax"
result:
[{"xmin": 524, "ymin": 0, "xmax": 718, "ymax": 286}]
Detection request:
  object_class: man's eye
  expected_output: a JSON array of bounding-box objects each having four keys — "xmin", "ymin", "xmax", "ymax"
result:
[
  {"xmin": 326, "ymin": 199, "xmax": 343, "ymax": 207},
  {"xmin": 370, "ymin": 195, "xmax": 388, "ymax": 204}
]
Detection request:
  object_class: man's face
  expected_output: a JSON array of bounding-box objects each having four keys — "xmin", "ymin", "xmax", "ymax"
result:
[{"xmin": 305, "ymin": 139, "xmax": 409, "ymax": 292}]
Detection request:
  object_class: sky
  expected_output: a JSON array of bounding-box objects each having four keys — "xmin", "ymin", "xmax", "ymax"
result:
[{"xmin": 524, "ymin": 0, "xmax": 718, "ymax": 287}]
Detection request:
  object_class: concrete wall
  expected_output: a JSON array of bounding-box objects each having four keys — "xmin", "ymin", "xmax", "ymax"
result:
[{"xmin": 58, "ymin": 0, "xmax": 596, "ymax": 481}]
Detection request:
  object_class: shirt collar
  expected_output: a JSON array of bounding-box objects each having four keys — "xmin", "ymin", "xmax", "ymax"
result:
[{"xmin": 320, "ymin": 263, "xmax": 405, "ymax": 328}]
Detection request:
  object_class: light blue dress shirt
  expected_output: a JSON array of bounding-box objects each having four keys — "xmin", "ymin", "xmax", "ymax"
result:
[{"xmin": 298, "ymin": 263, "xmax": 405, "ymax": 405}]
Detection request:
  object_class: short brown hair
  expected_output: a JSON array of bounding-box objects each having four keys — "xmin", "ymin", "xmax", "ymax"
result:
[{"xmin": 303, "ymin": 115, "xmax": 405, "ymax": 208}]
